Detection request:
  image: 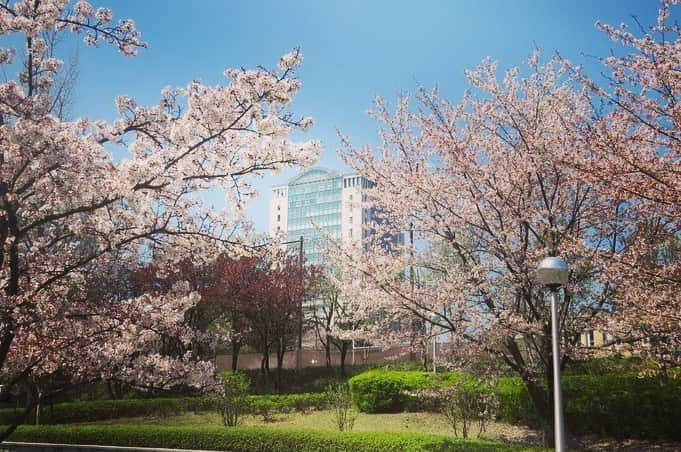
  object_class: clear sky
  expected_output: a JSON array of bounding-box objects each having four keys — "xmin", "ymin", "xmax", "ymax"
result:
[{"xmin": 64, "ymin": 0, "xmax": 660, "ymax": 232}]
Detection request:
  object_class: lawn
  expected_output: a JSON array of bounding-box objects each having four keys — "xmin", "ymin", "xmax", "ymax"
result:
[{"xmin": 79, "ymin": 409, "xmax": 541, "ymax": 446}]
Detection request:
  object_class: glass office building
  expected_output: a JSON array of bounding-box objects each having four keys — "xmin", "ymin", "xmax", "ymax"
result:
[
  {"xmin": 269, "ymin": 168, "xmax": 369, "ymax": 265},
  {"xmin": 286, "ymin": 168, "xmax": 342, "ymax": 264}
]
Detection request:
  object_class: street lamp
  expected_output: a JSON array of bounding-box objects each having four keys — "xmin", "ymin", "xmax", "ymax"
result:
[{"xmin": 537, "ymin": 256, "xmax": 569, "ymax": 452}]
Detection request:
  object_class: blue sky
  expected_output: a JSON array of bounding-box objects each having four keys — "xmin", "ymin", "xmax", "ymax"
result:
[{"xmin": 63, "ymin": 0, "xmax": 659, "ymax": 231}]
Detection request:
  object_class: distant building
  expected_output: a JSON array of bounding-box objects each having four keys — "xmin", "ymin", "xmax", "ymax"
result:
[{"xmin": 268, "ymin": 168, "xmax": 381, "ymax": 265}]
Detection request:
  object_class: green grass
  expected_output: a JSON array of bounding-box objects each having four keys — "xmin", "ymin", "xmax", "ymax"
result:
[{"xmin": 76, "ymin": 409, "xmax": 540, "ymax": 445}]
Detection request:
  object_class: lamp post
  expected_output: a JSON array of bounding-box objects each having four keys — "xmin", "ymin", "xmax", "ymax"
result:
[{"xmin": 537, "ymin": 256, "xmax": 569, "ymax": 452}]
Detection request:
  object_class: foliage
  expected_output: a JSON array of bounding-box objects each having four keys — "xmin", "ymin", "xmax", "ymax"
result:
[
  {"xmin": 219, "ymin": 372, "xmax": 250, "ymax": 427},
  {"xmin": 439, "ymin": 381, "xmax": 498, "ymax": 439},
  {"xmin": 309, "ymin": 266, "xmax": 366, "ymax": 374},
  {"xmin": 334, "ymin": 3, "xmax": 681, "ymax": 436},
  {"xmin": 337, "ymin": 49, "xmax": 615, "ymax": 435},
  {"xmin": 494, "ymin": 378, "xmax": 541, "ymax": 427},
  {"xmin": 348, "ymin": 370, "xmax": 464, "ymax": 413},
  {"xmin": 348, "ymin": 369, "xmax": 681, "ymax": 440},
  {"xmin": 567, "ymin": 0, "xmax": 681, "ymax": 371},
  {"xmin": 0, "ymin": 393, "xmax": 327, "ymax": 426},
  {"xmin": 562, "ymin": 356, "xmax": 647, "ymax": 376},
  {"xmin": 0, "ymin": 0, "xmax": 319, "ymax": 440},
  {"xmin": 324, "ymin": 383, "xmax": 358, "ymax": 432},
  {"xmin": 242, "ymin": 362, "xmax": 396, "ymax": 394},
  {"xmin": 496, "ymin": 373, "xmax": 681, "ymax": 440},
  {"xmin": 7, "ymin": 425, "xmax": 546, "ymax": 451}
]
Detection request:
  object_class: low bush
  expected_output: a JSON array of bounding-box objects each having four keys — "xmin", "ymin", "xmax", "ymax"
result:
[
  {"xmin": 495, "ymin": 373, "xmax": 681, "ymax": 439},
  {"xmin": 220, "ymin": 372, "xmax": 251, "ymax": 426},
  {"xmin": 7, "ymin": 425, "xmax": 545, "ymax": 451},
  {"xmin": 348, "ymin": 369, "xmax": 465, "ymax": 413},
  {"xmin": 349, "ymin": 369, "xmax": 681, "ymax": 440},
  {"xmin": 249, "ymin": 392, "xmax": 327, "ymax": 414},
  {"xmin": 325, "ymin": 383, "xmax": 358, "ymax": 432},
  {"xmin": 0, "ymin": 393, "xmax": 328, "ymax": 426},
  {"xmin": 563, "ymin": 356, "xmax": 647, "ymax": 375},
  {"xmin": 242, "ymin": 361, "xmax": 426, "ymax": 394},
  {"xmin": 563, "ymin": 373, "xmax": 681, "ymax": 439},
  {"xmin": 439, "ymin": 380, "xmax": 498, "ymax": 439},
  {"xmin": 494, "ymin": 378, "xmax": 541, "ymax": 427}
]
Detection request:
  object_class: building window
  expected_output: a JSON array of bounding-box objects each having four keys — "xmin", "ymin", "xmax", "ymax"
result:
[
  {"xmin": 349, "ymin": 228, "xmax": 353, "ymax": 238},
  {"xmin": 277, "ymin": 205, "xmax": 280, "ymax": 211},
  {"xmin": 349, "ymin": 194, "xmax": 353, "ymax": 201},
  {"xmin": 349, "ymin": 216, "xmax": 353, "ymax": 223},
  {"xmin": 277, "ymin": 214, "xmax": 280, "ymax": 222},
  {"xmin": 587, "ymin": 330, "xmax": 595, "ymax": 347}
]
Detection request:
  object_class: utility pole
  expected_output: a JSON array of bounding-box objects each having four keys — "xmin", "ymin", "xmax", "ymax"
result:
[{"xmin": 296, "ymin": 235, "xmax": 304, "ymax": 369}]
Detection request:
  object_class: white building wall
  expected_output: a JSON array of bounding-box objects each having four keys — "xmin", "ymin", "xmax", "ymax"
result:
[
  {"xmin": 269, "ymin": 172, "xmax": 377, "ymax": 249},
  {"xmin": 341, "ymin": 175, "xmax": 363, "ymax": 247},
  {"xmin": 268, "ymin": 185, "xmax": 288, "ymax": 238}
]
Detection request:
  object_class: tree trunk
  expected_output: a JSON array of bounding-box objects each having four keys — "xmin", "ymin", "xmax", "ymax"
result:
[
  {"xmin": 34, "ymin": 391, "xmax": 41, "ymax": 426},
  {"xmin": 522, "ymin": 375, "xmax": 551, "ymax": 440},
  {"xmin": 231, "ymin": 340, "xmax": 241, "ymax": 371},
  {"xmin": 339, "ymin": 341, "xmax": 349, "ymax": 377},
  {"xmin": 275, "ymin": 338, "xmax": 287, "ymax": 392},
  {"xmin": 421, "ymin": 337, "xmax": 429, "ymax": 371},
  {"xmin": 324, "ymin": 332, "xmax": 332, "ymax": 368},
  {"xmin": 260, "ymin": 343, "xmax": 271, "ymax": 378}
]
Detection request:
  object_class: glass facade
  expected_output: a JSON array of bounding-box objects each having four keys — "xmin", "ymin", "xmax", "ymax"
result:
[{"xmin": 286, "ymin": 168, "xmax": 342, "ymax": 265}]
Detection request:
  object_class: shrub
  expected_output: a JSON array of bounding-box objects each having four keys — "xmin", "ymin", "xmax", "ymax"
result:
[
  {"xmin": 7, "ymin": 425, "xmax": 545, "ymax": 451},
  {"xmin": 562, "ymin": 373, "xmax": 681, "ymax": 439},
  {"xmin": 219, "ymin": 372, "xmax": 250, "ymax": 427},
  {"xmin": 349, "ymin": 369, "xmax": 681, "ymax": 440},
  {"xmin": 439, "ymin": 380, "xmax": 498, "ymax": 439},
  {"xmin": 494, "ymin": 378, "xmax": 541, "ymax": 427},
  {"xmin": 248, "ymin": 393, "xmax": 327, "ymax": 415},
  {"xmin": 0, "ymin": 393, "xmax": 328, "ymax": 426},
  {"xmin": 494, "ymin": 373, "xmax": 681, "ymax": 439},
  {"xmin": 325, "ymin": 383, "xmax": 358, "ymax": 432},
  {"xmin": 347, "ymin": 370, "xmax": 465, "ymax": 413}
]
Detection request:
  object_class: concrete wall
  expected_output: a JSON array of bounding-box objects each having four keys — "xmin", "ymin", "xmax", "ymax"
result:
[{"xmin": 215, "ymin": 345, "xmax": 413, "ymax": 371}]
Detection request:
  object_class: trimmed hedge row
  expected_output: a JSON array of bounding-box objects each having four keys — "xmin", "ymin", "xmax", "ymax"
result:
[
  {"xmin": 0, "ymin": 393, "xmax": 328, "ymax": 425},
  {"xmin": 348, "ymin": 370, "xmax": 681, "ymax": 440},
  {"xmin": 241, "ymin": 362, "xmax": 427, "ymax": 395},
  {"xmin": 7, "ymin": 425, "xmax": 545, "ymax": 451},
  {"xmin": 347, "ymin": 369, "xmax": 466, "ymax": 413}
]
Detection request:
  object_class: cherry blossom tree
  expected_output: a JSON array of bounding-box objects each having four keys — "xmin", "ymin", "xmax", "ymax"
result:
[
  {"xmin": 566, "ymin": 0, "xmax": 681, "ymax": 377},
  {"xmin": 309, "ymin": 265, "xmax": 367, "ymax": 375},
  {"xmin": 0, "ymin": 0, "xmax": 319, "ymax": 436},
  {"xmin": 338, "ymin": 55, "xmax": 614, "ymax": 440}
]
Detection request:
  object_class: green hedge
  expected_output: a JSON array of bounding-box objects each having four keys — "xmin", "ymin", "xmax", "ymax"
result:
[
  {"xmin": 349, "ymin": 369, "xmax": 681, "ymax": 440},
  {"xmin": 249, "ymin": 393, "xmax": 327, "ymax": 414},
  {"xmin": 565, "ymin": 373, "xmax": 681, "ymax": 439},
  {"xmin": 0, "ymin": 393, "xmax": 328, "ymax": 425},
  {"xmin": 7, "ymin": 425, "xmax": 544, "ymax": 451},
  {"xmin": 244, "ymin": 361, "xmax": 425, "ymax": 394},
  {"xmin": 348, "ymin": 370, "xmax": 465, "ymax": 413},
  {"xmin": 495, "ymin": 373, "xmax": 681, "ymax": 439}
]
